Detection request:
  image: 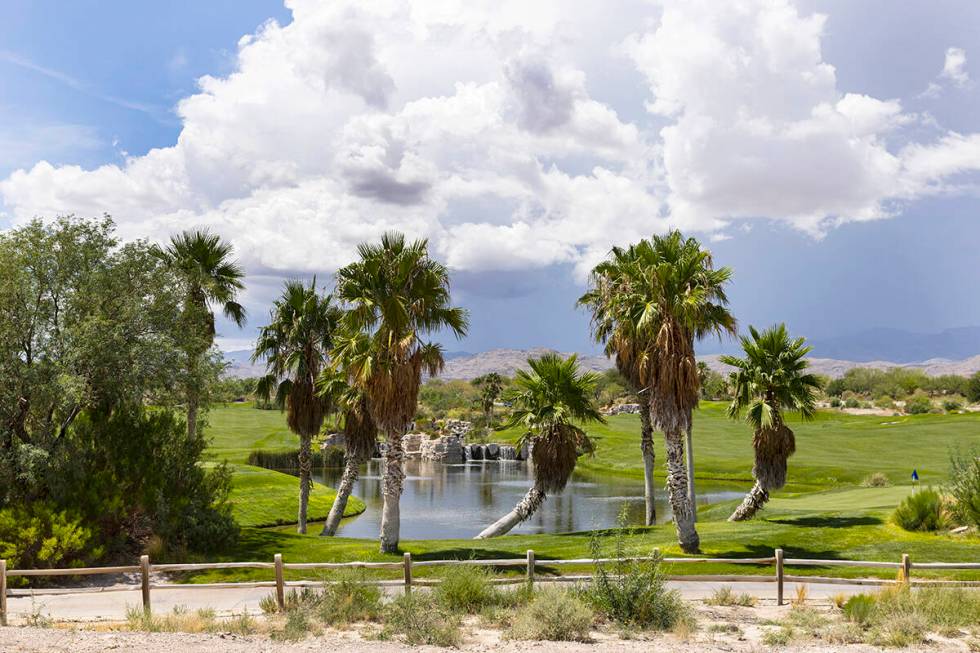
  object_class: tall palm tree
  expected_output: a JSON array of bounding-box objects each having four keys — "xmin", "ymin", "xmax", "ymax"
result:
[
  {"xmin": 156, "ymin": 230, "xmax": 246, "ymax": 440},
  {"xmin": 475, "ymin": 354, "xmax": 603, "ymax": 538},
  {"xmin": 473, "ymin": 372, "xmax": 504, "ymax": 431},
  {"xmin": 620, "ymin": 231, "xmax": 736, "ymax": 552},
  {"xmin": 317, "ymin": 369, "xmax": 378, "ymax": 536},
  {"xmin": 579, "ymin": 243, "xmax": 660, "ymax": 525},
  {"xmin": 332, "ymin": 232, "xmax": 468, "ymax": 553},
  {"xmin": 721, "ymin": 324, "xmax": 820, "ymax": 521},
  {"xmin": 253, "ymin": 279, "xmax": 343, "ymax": 534}
]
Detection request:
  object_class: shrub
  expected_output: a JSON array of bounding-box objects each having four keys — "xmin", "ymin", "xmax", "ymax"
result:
[
  {"xmin": 507, "ymin": 587, "xmax": 594, "ymax": 642},
  {"xmin": 706, "ymin": 585, "xmax": 756, "ymax": 607},
  {"xmin": 968, "ymin": 371, "xmax": 980, "ymax": 404},
  {"xmin": 947, "ymin": 447, "xmax": 980, "ymax": 528},
  {"xmin": 844, "ymin": 398, "xmax": 861, "ymax": 409},
  {"xmin": 842, "ymin": 594, "xmax": 876, "ymax": 625},
  {"xmin": 434, "ymin": 564, "xmax": 498, "ymax": 613},
  {"xmin": 943, "ymin": 399, "xmax": 963, "ymax": 412},
  {"xmin": 829, "ymin": 398, "xmax": 842, "ymax": 408},
  {"xmin": 0, "ymin": 503, "xmax": 100, "ymax": 583},
  {"xmin": 904, "ymin": 392, "xmax": 933, "ymax": 415},
  {"xmin": 381, "ymin": 593, "xmax": 462, "ymax": 647},
  {"xmin": 892, "ymin": 488, "xmax": 946, "ymax": 531},
  {"xmin": 585, "ymin": 507, "xmax": 690, "ymax": 630},
  {"xmin": 861, "ymin": 472, "xmax": 890, "ymax": 488},
  {"xmin": 320, "ymin": 571, "xmax": 382, "ymax": 624}
]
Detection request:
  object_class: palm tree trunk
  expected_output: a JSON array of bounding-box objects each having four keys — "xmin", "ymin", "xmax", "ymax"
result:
[
  {"xmin": 379, "ymin": 430, "xmax": 405, "ymax": 553},
  {"xmin": 685, "ymin": 423, "xmax": 696, "ymax": 522},
  {"xmin": 638, "ymin": 401, "xmax": 657, "ymax": 526},
  {"xmin": 728, "ymin": 481, "xmax": 769, "ymax": 521},
  {"xmin": 320, "ymin": 453, "xmax": 360, "ymax": 536},
  {"xmin": 297, "ymin": 434, "xmax": 313, "ymax": 534},
  {"xmin": 475, "ymin": 484, "xmax": 546, "ymax": 539},
  {"xmin": 663, "ymin": 427, "xmax": 700, "ymax": 553}
]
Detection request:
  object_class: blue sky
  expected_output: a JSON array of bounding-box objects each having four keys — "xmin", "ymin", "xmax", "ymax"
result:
[{"xmin": 2, "ymin": 0, "xmax": 978, "ymax": 355}]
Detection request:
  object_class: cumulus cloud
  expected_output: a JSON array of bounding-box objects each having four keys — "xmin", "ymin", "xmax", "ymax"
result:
[
  {"xmin": 941, "ymin": 47, "xmax": 969, "ymax": 87},
  {"xmin": 2, "ymin": 0, "xmax": 979, "ymax": 277}
]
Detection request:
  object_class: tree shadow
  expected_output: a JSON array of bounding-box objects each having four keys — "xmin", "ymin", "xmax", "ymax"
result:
[
  {"xmin": 709, "ymin": 543, "xmax": 845, "ymax": 562},
  {"xmin": 768, "ymin": 515, "xmax": 882, "ymax": 528}
]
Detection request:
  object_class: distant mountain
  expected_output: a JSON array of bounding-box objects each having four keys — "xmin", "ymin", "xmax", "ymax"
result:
[
  {"xmin": 808, "ymin": 327, "xmax": 980, "ymax": 363},
  {"xmin": 221, "ymin": 349, "xmax": 265, "ymax": 379},
  {"xmin": 701, "ymin": 354, "xmax": 980, "ymax": 379}
]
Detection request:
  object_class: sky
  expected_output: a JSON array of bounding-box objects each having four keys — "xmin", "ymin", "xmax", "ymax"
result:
[{"xmin": 1, "ymin": 0, "xmax": 979, "ymax": 355}]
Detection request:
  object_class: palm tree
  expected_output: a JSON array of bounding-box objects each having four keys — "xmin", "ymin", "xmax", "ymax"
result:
[
  {"xmin": 580, "ymin": 242, "xmax": 660, "ymax": 526},
  {"xmin": 721, "ymin": 324, "xmax": 820, "ymax": 521},
  {"xmin": 332, "ymin": 232, "xmax": 468, "ymax": 553},
  {"xmin": 473, "ymin": 372, "xmax": 504, "ymax": 431},
  {"xmin": 620, "ymin": 231, "xmax": 736, "ymax": 552},
  {"xmin": 317, "ymin": 369, "xmax": 378, "ymax": 536},
  {"xmin": 475, "ymin": 354, "xmax": 604, "ymax": 538},
  {"xmin": 253, "ymin": 279, "xmax": 343, "ymax": 534},
  {"xmin": 156, "ymin": 230, "xmax": 246, "ymax": 440}
]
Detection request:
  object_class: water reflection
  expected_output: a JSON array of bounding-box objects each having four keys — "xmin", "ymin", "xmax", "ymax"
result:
[{"xmin": 280, "ymin": 460, "xmax": 744, "ymax": 540}]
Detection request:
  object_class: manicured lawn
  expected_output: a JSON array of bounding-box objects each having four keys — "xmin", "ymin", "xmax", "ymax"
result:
[
  {"xmin": 195, "ymin": 402, "xmax": 979, "ymax": 584},
  {"xmin": 205, "ymin": 404, "xmax": 363, "ymax": 528},
  {"xmin": 227, "ymin": 463, "xmax": 364, "ymax": 528}
]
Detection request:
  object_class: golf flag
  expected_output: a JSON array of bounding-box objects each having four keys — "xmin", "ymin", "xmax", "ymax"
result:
[{"xmin": 911, "ymin": 469, "xmax": 919, "ymax": 482}]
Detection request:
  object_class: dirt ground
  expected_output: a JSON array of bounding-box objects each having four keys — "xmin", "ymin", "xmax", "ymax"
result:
[{"xmin": 1, "ymin": 603, "xmax": 975, "ymax": 653}]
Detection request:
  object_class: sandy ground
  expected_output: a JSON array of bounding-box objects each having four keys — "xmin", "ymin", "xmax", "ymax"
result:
[
  {"xmin": 2, "ymin": 580, "xmax": 878, "ymax": 623},
  {"xmin": 0, "ymin": 604, "xmax": 975, "ymax": 653}
]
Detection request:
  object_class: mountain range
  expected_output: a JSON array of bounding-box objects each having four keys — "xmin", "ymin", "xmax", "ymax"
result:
[{"xmin": 220, "ymin": 326, "xmax": 980, "ymax": 380}]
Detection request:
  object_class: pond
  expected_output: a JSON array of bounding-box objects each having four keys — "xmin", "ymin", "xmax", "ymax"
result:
[{"xmin": 288, "ymin": 459, "xmax": 745, "ymax": 539}]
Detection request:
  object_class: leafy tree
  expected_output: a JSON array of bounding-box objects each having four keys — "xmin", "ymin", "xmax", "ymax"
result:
[
  {"xmin": 472, "ymin": 372, "xmax": 504, "ymax": 429},
  {"xmin": 332, "ymin": 233, "xmax": 468, "ymax": 553},
  {"xmin": 155, "ymin": 229, "xmax": 246, "ymax": 440},
  {"xmin": 317, "ymin": 369, "xmax": 378, "ymax": 536},
  {"xmin": 722, "ymin": 324, "xmax": 820, "ymax": 521},
  {"xmin": 602, "ymin": 231, "xmax": 735, "ymax": 552},
  {"xmin": 579, "ymin": 242, "xmax": 661, "ymax": 525},
  {"xmin": 253, "ymin": 279, "xmax": 343, "ymax": 533},
  {"xmin": 967, "ymin": 372, "xmax": 980, "ymax": 404},
  {"xmin": 476, "ymin": 354, "xmax": 603, "ymax": 538}
]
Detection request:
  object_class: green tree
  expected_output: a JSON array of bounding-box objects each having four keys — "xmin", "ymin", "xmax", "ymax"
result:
[
  {"xmin": 332, "ymin": 233, "xmax": 468, "ymax": 553},
  {"xmin": 967, "ymin": 372, "xmax": 980, "ymax": 404},
  {"xmin": 476, "ymin": 354, "xmax": 603, "ymax": 538},
  {"xmin": 472, "ymin": 372, "xmax": 504, "ymax": 429},
  {"xmin": 253, "ymin": 279, "xmax": 343, "ymax": 533},
  {"xmin": 579, "ymin": 242, "xmax": 661, "ymax": 526},
  {"xmin": 721, "ymin": 324, "xmax": 820, "ymax": 521},
  {"xmin": 619, "ymin": 231, "xmax": 736, "ymax": 552},
  {"xmin": 155, "ymin": 230, "xmax": 246, "ymax": 441},
  {"xmin": 317, "ymin": 369, "xmax": 378, "ymax": 536}
]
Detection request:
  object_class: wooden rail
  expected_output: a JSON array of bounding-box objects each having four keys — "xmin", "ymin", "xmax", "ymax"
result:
[{"xmin": 2, "ymin": 548, "xmax": 979, "ymax": 622}]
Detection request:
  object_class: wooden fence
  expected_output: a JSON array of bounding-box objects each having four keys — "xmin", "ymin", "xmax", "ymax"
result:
[{"xmin": 2, "ymin": 549, "xmax": 979, "ymax": 625}]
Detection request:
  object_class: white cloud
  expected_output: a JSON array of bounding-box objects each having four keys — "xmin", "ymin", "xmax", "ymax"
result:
[
  {"xmin": 2, "ymin": 0, "xmax": 979, "ymax": 277},
  {"xmin": 941, "ymin": 47, "xmax": 969, "ymax": 87}
]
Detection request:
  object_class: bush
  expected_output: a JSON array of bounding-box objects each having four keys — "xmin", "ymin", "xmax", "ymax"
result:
[
  {"xmin": 892, "ymin": 488, "xmax": 946, "ymax": 531},
  {"xmin": 247, "ymin": 446, "xmax": 345, "ymax": 470},
  {"xmin": 381, "ymin": 593, "xmax": 462, "ymax": 647},
  {"xmin": 842, "ymin": 594, "xmax": 876, "ymax": 625},
  {"xmin": 507, "ymin": 587, "xmax": 594, "ymax": 642},
  {"xmin": 585, "ymin": 507, "xmax": 690, "ymax": 630},
  {"xmin": 829, "ymin": 398, "xmax": 842, "ymax": 408},
  {"xmin": 0, "ymin": 503, "xmax": 100, "ymax": 583},
  {"xmin": 947, "ymin": 447, "xmax": 980, "ymax": 528},
  {"xmin": 942, "ymin": 399, "xmax": 963, "ymax": 412},
  {"xmin": 968, "ymin": 372, "xmax": 980, "ymax": 404},
  {"xmin": 844, "ymin": 398, "xmax": 861, "ymax": 409},
  {"xmin": 706, "ymin": 585, "xmax": 756, "ymax": 607},
  {"xmin": 320, "ymin": 572, "xmax": 382, "ymax": 625},
  {"xmin": 904, "ymin": 392, "xmax": 933, "ymax": 415},
  {"xmin": 434, "ymin": 564, "xmax": 498, "ymax": 613},
  {"xmin": 861, "ymin": 472, "xmax": 890, "ymax": 488}
]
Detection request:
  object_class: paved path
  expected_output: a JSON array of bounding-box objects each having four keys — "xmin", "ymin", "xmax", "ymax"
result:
[{"xmin": 4, "ymin": 579, "xmax": 874, "ymax": 623}]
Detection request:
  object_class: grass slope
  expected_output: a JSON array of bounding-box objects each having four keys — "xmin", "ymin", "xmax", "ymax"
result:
[{"xmin": 205, "ymin": 404, "xmax": 364, "ymax": 528}]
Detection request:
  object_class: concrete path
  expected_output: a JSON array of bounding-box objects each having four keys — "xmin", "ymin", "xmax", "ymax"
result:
[{"xmin": 4, "ymin": 579, "xmax": 875, "ymax": 623}]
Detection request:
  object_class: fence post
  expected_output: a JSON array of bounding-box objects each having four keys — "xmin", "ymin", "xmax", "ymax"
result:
[
  {"xmin": 140, "ymin": 555, "xmax": 151, "ymax": 614},
  {"xmin": 902, "ymin": 554, "xmax": 911, "ymax": 584},
  {"xmin": 526, "ymin": 550, "xmax": 535, "ymax": 588},
  {"xmin": 403, "ymin": 553, "xmax": 413, "ymax": 596},
  {"xmin": 775, "ymin": 548, "xmax": 784, "ymax": 606},
  {"xmin": 1, "ymin": 559, "xmax": 7, "ymax": 627},
  {"xmin": 274, "ymin": 554, "xmax": 285, "ymax": 611}
]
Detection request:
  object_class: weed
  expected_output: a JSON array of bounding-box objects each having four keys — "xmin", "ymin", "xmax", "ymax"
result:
[
  {"xmin": 791, "ymin": 583, "xmax": 808, "ymax": 606},
  {"xmin": 434, "ymin": 564, "xmax": 498, "ymax": 613},
  {"xmin": 762, "ymin": 626, "xmax": 794, "ymax": 646},
  {"xmin": 507, "ymin": 587, "xmax": 594, "ymax": 642},
  {"xmin": 319, "ymin": 571, "xmax": 382, "ymax": 625},
  {"xmin": 259, "ymin": 592, "xmax": 279, "ymax": 614},
  {"xmin": 842, "ymin": 593, "xmax": 876, "ymax": 625},
  {"xmin": 25, "ymin": 598, "xmax": 52, "ymax": 628},
  {"xmin": 706, "ymin": 585, "xmax": 757, "ymax": 607},
  {"xmin": 381, "ymin": 593, "xmax": 462, "ymax": 647},
  {"xmin": 272, "ymin": 607, "xmax": 315, "ymax": 641},
  {"xmin": 862, "ymin": 472, "xmax": 890, "ymax": 487}
]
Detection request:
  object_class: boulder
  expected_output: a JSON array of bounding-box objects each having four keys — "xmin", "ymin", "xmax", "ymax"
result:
[
  {"xmin": 469, "ymin": 444, "xmax": 484, "ymax": 460},
  {"xmin": 485, "ymin": 443, "xmax": 500, "ymax": 460}
]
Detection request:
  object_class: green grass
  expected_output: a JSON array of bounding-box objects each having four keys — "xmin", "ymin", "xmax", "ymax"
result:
[
  {"xmin": 227, "ymin": 464, "xmax": 364, "ymax": 528},
  {"xmin": 204, "ymin": 404, "xmax": 363, "ymax": 528},
  {"xmin": 195, "ymin": 402, "xmax": 980, "ymax": 582}
]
